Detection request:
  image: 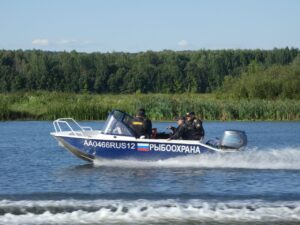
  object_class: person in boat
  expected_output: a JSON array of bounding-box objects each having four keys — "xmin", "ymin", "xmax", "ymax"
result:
[
  {"xmin": 131, "ymin": 108, "xmax": 152, "ymax": 138},
  {"xmin": 185, "ymin": 112, "xmax": 205, "ymax": 141},
  {"xmin": 168, "ymin": 116, "xmax": 188, "ymax": 140}
]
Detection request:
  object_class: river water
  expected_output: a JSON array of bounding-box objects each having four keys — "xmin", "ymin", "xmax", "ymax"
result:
[{"xmin": 0, "ymin": 121, "xmax": 299, "ymax": 225}]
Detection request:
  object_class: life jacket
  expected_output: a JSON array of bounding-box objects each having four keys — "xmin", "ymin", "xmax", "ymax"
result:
[
  {"xmin": 186, "ymin": 118, "xmax": 205, "ymax": 140},
  {"xmin": 169, "ymin": 124, "xmax": 188, "ymax": 140},
  {"xmin": 131, "ymin": 117, "xmax": 147, "ymax": 138},
  {"xmin": 193, "ymin": 119, "xmax": 205, "ymax": 137}
]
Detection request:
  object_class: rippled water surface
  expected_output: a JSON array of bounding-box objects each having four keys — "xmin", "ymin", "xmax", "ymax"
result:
[{"xmin": 0, "ymin": 121, "xmax": 299, "ymax": 225}]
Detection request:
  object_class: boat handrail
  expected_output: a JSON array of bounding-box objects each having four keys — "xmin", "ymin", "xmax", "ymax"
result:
[{"xmin": 53, "ymin": 118, "xmax": 93, "ymax": 136}]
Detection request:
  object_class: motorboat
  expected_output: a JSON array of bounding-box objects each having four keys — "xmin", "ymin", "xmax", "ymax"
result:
[{"xmin": 51, "ymin": 110, "xmax": 247, "ymax": 162}]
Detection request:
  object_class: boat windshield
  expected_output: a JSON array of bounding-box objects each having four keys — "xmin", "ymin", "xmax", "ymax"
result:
[{"xmin": 102, "ymin": 110, "xmax": 135, "ymax": 136}]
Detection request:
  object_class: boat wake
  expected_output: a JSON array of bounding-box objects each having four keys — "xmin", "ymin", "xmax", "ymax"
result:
[
  {"xmin": 93, "ymin": 147, "xmax": 300, "ymax": 170},
  {"xmin": 0, "ymin": 199, "xmax": 300, "ymax": 225}
]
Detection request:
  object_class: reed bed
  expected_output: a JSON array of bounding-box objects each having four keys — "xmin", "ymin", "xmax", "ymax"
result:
[{"xmin": 0, "ymin": 92, "xmax": 299, "ymax": 121}]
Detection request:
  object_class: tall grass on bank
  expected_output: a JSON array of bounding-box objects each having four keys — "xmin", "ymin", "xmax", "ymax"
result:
[{"xmin": 0, "ymin": 92, "xmax": 299, "ymax": 121}]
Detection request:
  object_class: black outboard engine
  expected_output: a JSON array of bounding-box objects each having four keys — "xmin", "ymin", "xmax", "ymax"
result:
[{"xmin": 220, "ymin": 130, "xmax": 247, "ymax": 150}]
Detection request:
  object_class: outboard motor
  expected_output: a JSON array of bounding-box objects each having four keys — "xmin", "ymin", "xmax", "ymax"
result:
[{"xmin": 220, "ymin": 130, "xmax": 247, "ymax": 150}]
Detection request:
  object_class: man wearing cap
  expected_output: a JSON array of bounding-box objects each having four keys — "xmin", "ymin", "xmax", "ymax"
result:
[
  {"xmin": 131, "ymin": 108, "xmax": 152, "ymax": 138},
  {"xmin": 186, "ymin": 112, "xmax": 205, "ymax": 141},
  {"xmin": 168, "ymin": 116, "xmax": 188, "ymax": 140}
]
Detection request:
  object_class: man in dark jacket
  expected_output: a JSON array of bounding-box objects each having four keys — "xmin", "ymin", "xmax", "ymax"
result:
[
  {"xmin": 186, "ymin": 112, "xmax": 205, "ymax": 141},
  {"xmin": 131, "ymin": 108, "xmax": 152, "ymax": 138},
  {"xmin": 168, "ymin": 116, "xmax": 188, "ymax": 140}
]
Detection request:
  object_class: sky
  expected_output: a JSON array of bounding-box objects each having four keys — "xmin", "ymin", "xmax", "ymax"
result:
[{"xmin": 0, "ymin": 0, "xmax": 299, "ymax": 53}]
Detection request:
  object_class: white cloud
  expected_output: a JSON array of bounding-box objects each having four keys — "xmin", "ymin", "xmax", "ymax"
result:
[
  {"xmin": 31, "ymin": 38, "xmax": 94, "ymax": 50},
  {"xmin": 56, "ymin": 39, "xmax": 77, "ymax": 45},
  {"xmin": 32, "ymin": 39, "xmax": 49, "ymax": 46},
  {"xmin": 56, "ymin": 39, "xmax": 94, "ymax": 47},
  {"xmin": 82, "ymin": 40, "xmax": 93, "ymax": 45},
  {"xmin": 178, "ymin": 39, "xmax": 189, "ymax": 48}
]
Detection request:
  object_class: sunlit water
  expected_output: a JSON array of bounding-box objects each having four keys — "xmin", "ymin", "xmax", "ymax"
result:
[{"xmin": 0, "ymin": 121, "xmax": 299, "ymax": 225}]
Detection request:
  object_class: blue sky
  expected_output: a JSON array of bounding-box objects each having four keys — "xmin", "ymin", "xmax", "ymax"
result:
[{"xmin": 0, "ymin": 0, "xmax": 299, "ymax": 52}]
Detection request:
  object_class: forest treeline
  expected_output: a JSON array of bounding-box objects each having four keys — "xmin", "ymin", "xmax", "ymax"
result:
[
  {"xmin": 220, "ymin": 56, "xmax": 300, "ymax": 99},
  {"xmin": 0, "ymin": 48, "xmax": 299, "ymax": 95}
]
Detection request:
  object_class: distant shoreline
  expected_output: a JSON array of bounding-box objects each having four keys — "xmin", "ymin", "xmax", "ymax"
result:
[{"xmin": 0, "ymin": 92, "xmax": 299, "ymax": 121}]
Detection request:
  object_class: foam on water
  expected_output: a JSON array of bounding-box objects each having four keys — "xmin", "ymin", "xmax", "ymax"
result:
[
  {"xmin": 0, "ymin": 199, "xmax": 300, "ymax": 224},
  {"xmin": 93, "ymin": 148, "xmax": 300, "ymax": 170}
]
